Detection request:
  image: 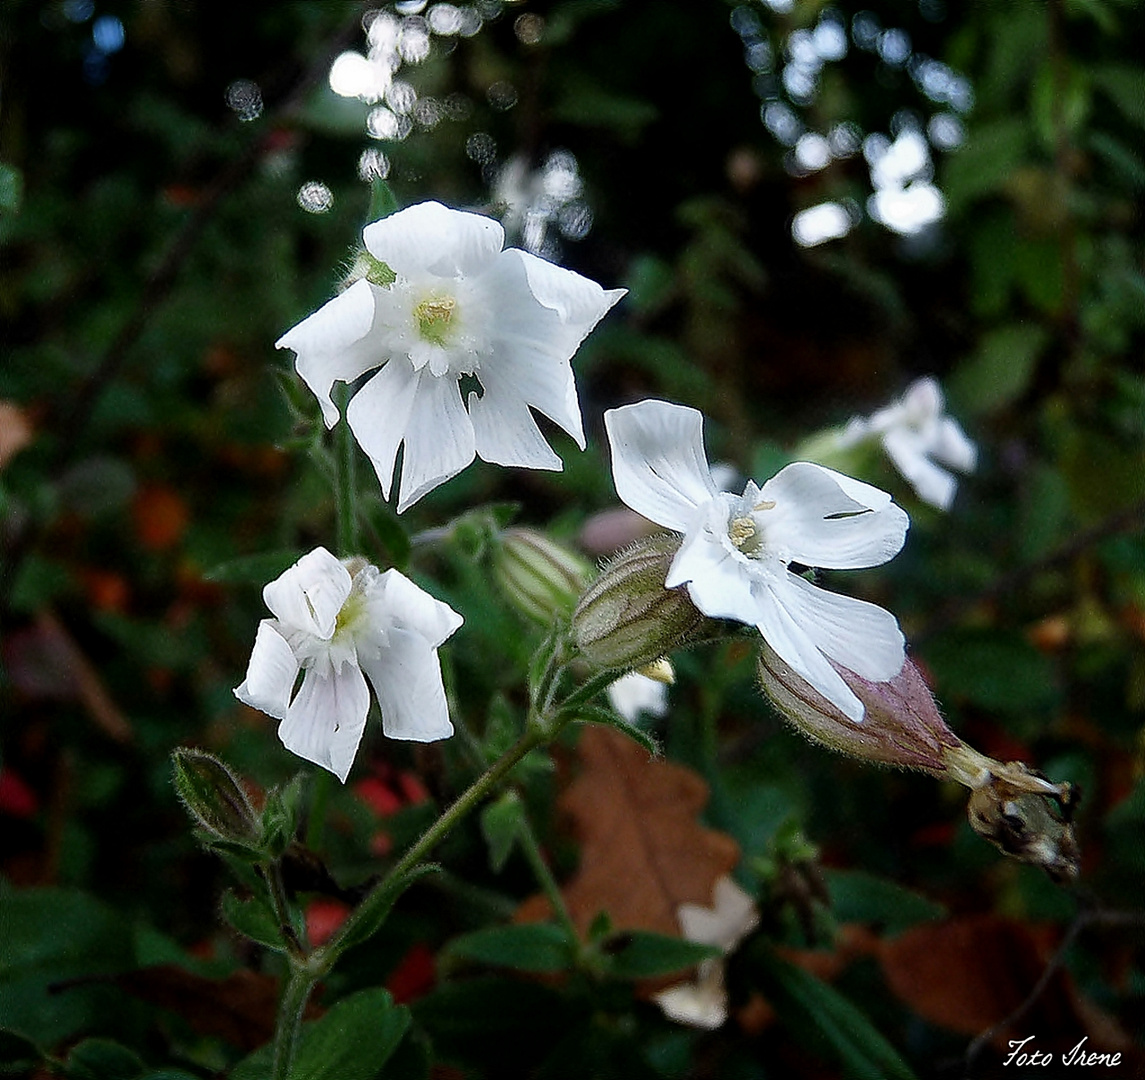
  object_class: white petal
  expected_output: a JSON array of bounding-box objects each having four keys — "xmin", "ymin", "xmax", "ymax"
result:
[
  {"xmin": 513, "ymin": 248, "xmax": 627, "ymax": 327},
  {"xmin": 605, "ymin": 400, "xmax": 720, "ymax": 532},
  {"xmin": 394, "ymin": 373, "xmax": 476, "ymax": 512},
  {"xmin": 760, "ymin": 462, "xmax": 909, "ymax": 570},
  {"xmin": 755, "ymin": 588, "xmax": 865, "ymax": 722},
  {"xmin": 666, "ymin": 503, "xmax": 763, "ymax": 626},
  {"xmin": 607, "ymin": 672, "xmax": 668, "ymax": 723},
  {"xmin": 902, "ymin": 376, "xmax": 944, "ymax": 420},
  {"xmin": 883, "ymin": 429, "xmax": 957, "ymax": 510},
  {"xmin": 359, "ymin": 627, "xmax": 453, "ymax": 742},
  {"xmin": 469, "ymin": 368, "xmax": 563, "ymax": 473},
  {"xmin": 363, "ymin": 201, "xmax": 505, "ymax": 280},
  {"xmin": 367, "ymin": 568, "xmax": 463, "ymax": 648},
  {"xmin": 777, "ymin": 573, "xmax": 905, "ymax": 683},
  {"xmin": 933, "ymin": 417, "xmax": 977, "ymax": 473},
  {"xmin": 276, "ymin": 280, "xmax": 382, "ymax": 427},
  {"xmin": 278, "ymin": 664, "xmax": 371, "ymax": 782},
  {"xmin": 653, "ymin": 963, "xmax": 728, "ymax": 1030},
  {"xmin": 677, "ymin": 876, "xmax": 760, "ymax": 951},
  {"xmin": 346, "ymin": 357, "xmax": 422, "ymax": 501},
  {"xmin": 263, "ymin": 547, "xmax": 352, "ymax": 639},
  {"xmin": 234, "ymin": 621, "xmax": 298, "ymax": 720},
  {"xmin": 480, "ymin": 249, "xmax": 622, "ymax": 446}
]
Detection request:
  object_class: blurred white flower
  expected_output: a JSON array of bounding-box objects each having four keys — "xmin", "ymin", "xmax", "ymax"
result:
[
  {"xmin": 607, "ymin": 670, "xmax": 668, "ymax": 723},
  {"xmin": 840, "ymin": 376, "xmax": 977, "ymax": 511},
  {"xmin": 653, "ymin": 876, "xmax": 760, "ymax": 1029},
  {"xmin": 277, "ymin": 201, "xmax": 624, "ymax": 511},
  {"xmin": 605, "ymin": 399, "xmax": 909, "ymax": 722},
  {"xmin": 235, "ymin": 547, "xmax": 462, "ymax": 781}
]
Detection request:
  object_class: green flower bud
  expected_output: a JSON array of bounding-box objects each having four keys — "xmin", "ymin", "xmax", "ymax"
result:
[
  {"xmin": 172, "ymin": 747, "xmax": 261, "ymax": 848},
  {"xmin": 493, "ymin": 528, "xmax": 591, "ymax": 625},
  {"xmin": 572, "ymin": 534, "xmax": 707, "ymax": 671}
]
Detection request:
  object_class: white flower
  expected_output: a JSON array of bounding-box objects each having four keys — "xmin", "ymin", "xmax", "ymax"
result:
[
  {"xmin": 605, "ymin": 399, "xmax": 909, "ymax": 723},
  {"xmin": 276, "ymin": 201, "xmax": 625, "ymax": 512},
  {"xmin": 653, "ymin": 877, "xmax": 760, "ymax": 1030},
  {"xmin": 839, "ymin": 376, "xmax": 977, "ymax": 511},
  {"xmin": 607, "ymin": 670, "xmax": 669, "ymax": 723},
  {"xmin": 234, "ymin": 547, "xmax": 462, "ymax": 781}
]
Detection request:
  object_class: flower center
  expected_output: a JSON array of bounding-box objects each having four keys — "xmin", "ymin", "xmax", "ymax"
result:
[{"xmin": 414, "ymin": 293, "xmax": 458, "ymax": 346}]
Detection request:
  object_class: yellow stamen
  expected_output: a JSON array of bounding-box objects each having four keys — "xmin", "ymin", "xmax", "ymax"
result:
[
  {"xmin": 414, "ymin": 294, "xmax": 457, "ymax": 345},
  {"xmin": 729, "ymin": 516, "xmax": 756, "ymax": 548},
  {"xmin": 754, "ymin": 499, "xmax": 776, "ymax": 511}
]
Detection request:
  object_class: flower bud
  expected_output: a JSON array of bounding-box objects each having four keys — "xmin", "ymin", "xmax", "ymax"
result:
[
  {"xmin": 172, "ymin": 747, "xmax": 261, "ymax": 848},
  {"xmin": 756, "ymin": 642, "xmax": 961, "ymax": 774},
  {"xmin": 493, "ymin": 528, "xmax": 591, "ymax": 625},
  {"xmin": 572, "ymin": 534, "xmax": 707, "ymax": 671},
  {"xmin": 757, "ymin": 645, "xmax": 1082, "ymax": 881}
]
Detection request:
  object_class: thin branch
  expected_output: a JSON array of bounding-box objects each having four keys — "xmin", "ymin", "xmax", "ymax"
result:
[{"xmin": 961, "ymin": 905, "xmax": 1145, "ymax": 1078}]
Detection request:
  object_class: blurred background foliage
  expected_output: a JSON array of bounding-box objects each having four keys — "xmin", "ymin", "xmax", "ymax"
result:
[{"xmin": 1, "ymin": 0, "xmax": 1144, "ymax": 1077}]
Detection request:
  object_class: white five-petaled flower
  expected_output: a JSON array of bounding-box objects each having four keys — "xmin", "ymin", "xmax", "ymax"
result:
[
  {"xmin": 234, "ymin": 547, "xmax": 462, "ymax": 782},
  {"xmin": 605, "ymin": 399, "xmax": 910, "ymax": 723},
  {"xmin": 276, "ymin": 201, "xmax": 625, "ymax": 512},
  {"xmin": 839, "ymin": 376, "xmax": 977, "ymax": 511}
]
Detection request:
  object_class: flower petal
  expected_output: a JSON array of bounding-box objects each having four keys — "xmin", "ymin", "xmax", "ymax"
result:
[
  {"xmin": 934, "ymin": 416, "xmax": 977, "ymax": 473},
  {"xmin": 263, "ymin": 547, "xmax": 352, "ymax": 639},
  {"xmin": 607, "ymin": 671, "xmax": 668, "ymax": 723},
  {"xmin": 276, "ymin": 280, "xmax": 382, "ymax": 427},
  {"xmin": 278, "ymin": 664, "xmax": 371, "ymax": 782},
  {"xmin": 394, "ymin": 373, "xmax": 476, "ymax": 512},
  {"xmin": 760, "ymin": 462, "xmax": 909, "ymax": 570},
  {"xmin": 882, "ymin": 429, "xmax": 957, "ymax": 510},
  {"xmin": 606, "ymin": 400, "xmax": 720, "ymax": 532},
  {"xmin": 777, "ymin": 573, "xmax": 905, "ymax": 683},
  {"xmin": 234, "ymin": 621, "xmax": 298, "ymax": 720},
  {"xmin": 359, "ymin": 627, "xmax": 453, "ymax": 742},
  {"xmin": 754, "ymin": 588, "xmax": 865, "ymax": 722},
  {"xmin": 666, "ymin": 501, "xmax": 763, "ymax": 626},
  {"xmin": 481, "ymin": 249, "xmax": 622, "ymax": 447},
  {"xmin": 346, "ymin": 357, "xmax": 422, "ymax": 501},
  {"xmin": 367, "ymin": 568, "xmax": 463, "ymax": 648},
  {"xmin": 468, "ymin": 368, "xmax": 563, "ymax": 472},
  {"xmin": 363, "ymin": 201, "xmax": 505, "ymax": 280}
]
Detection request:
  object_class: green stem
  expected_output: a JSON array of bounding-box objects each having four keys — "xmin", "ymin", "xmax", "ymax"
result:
[
  {"xmin": 319, "ymin": 724, "xmax": 552, "ymax": 968},
  {"xmin": 271, "ymin": 967, "xmax": 317, "ymax": 1080},
  {"xmin": 553, "ymin": 668, "xmax": 617, "ymax": 716},
  {"xmin": 334, "ymin": 382, "xmax": 358, "ymax": 557},
  {"xmin": 517, "ymin": 811, "xmax": 579, "ymax": 944}
]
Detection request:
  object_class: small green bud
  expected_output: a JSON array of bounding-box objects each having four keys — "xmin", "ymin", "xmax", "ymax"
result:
[
  {"xmin": 493, "ymin": 528, "xmax": 592, "ymax": 625},
  {"xmin": 572, "ymin": 534, "xmax": 707, "ymax": 671},
  {"xmin": 343, "ymin": 248, "xmax": 396, "ymax": 289},
  {"xmin": 172, "ymin": 747, "xmax": 261, "ymax": 848}
]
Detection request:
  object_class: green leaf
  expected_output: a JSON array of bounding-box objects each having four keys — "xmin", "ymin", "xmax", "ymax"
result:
[
  {"xmin": 923, "ymin": 629, "xmax": 1060, "ymax": 713},
  {"xmin": 65, "ymin": 1038, "xmax": 145, "ymax": 1080},
  {"xmin": 333, "ymin": 864, "xmax": 440, "ymax": 956},
  {"xmin": 0, "ymin": 887, "xmax": 137, "ymax": 1045},
  {"xmin": 1091, "ymin": 63, "xmax": 1145, "ymax": 127},
  {"xmin": 202, "ymin": 550, "xmax": 303, "ymax": 585},
  {"xmin": 0, "ymin": 164, "xmax": 21, "ymax": 214},
  {"xmin": 942, "ymin": 118, "xmax": 1029, "ymax": 212},
  {"xmin": 0, "ymin": 1028, "xmax": 40, "ymax": 1074},
  {"xmin": 368, "ymin": 178, "xmax": 399, "ymax": 222},
  {"xmin": 441, "ymin": 923, "xmax": 576, "ymax": 973},
  {"xmin": 754, "ymin": 950, "xmax": 919, "ymax": 1080},
  {"xmin": 480, "ymin": 790, "xmax": 525, "ymax": 873},
  {"xmin": 220, "ymin": 890, "xmax": 285, "ymax": 952},
  {"xmin": 949, "ymin": 323, "xmax": 1049, "ymax": 414},
  {"xmin": 605, "ymin": 932, "xmax": 719, "ymax": 979},
  {"xmin": 260, "ymin": 774, "xmax": 306, "ymax": 857},
  {"xmin": 231, "ymin": 989, "xmax": 410, "ymax": 1080},
  {"xmin": 824, "ymin": 870, "xmax": 946, "ymax": 936},
  {"xmin": 574, "ymin": 703, "xmax": 659, "ymax": 757},
  {"xmin": 361, "ymin": 495, "xmax": 410, "ymax": 571}
]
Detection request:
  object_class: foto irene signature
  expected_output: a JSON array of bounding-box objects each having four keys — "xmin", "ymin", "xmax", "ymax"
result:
[{"xmin": 1004, "ymin": 1036, "xmax": 1122, "ymax": 1068}]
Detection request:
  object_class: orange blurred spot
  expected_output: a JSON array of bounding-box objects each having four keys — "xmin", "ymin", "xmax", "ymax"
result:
[
  {"xmin": 81, "ymin": 569, "xmax": 130, "ymax": 613},
  {"xmin": 1028, "ymin": 615, "xmax": 1071, "ymax": 652},
  {"xmin": 354, "ymin": 776, "xmax": 404, "ymax": 816},
  {"xmin": 0, "ymin": 768, "xmax": 38, "ymax": 818},
  {"xmin": 305, "ymin": 898, "xmax": 351, "ymax": 947},
  {"xmin": 133, "ymin": 486, "xmax": 189, "ymax": 550}
]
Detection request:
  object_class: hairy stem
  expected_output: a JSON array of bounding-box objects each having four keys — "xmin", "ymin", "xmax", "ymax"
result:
[
  {"xmin": 271, "ymin": 967, "xmax": 318, "ymax": 1080},
  {"xmin": 334, "ymin": 383, "xmax": 359, "ymax": 557}
]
